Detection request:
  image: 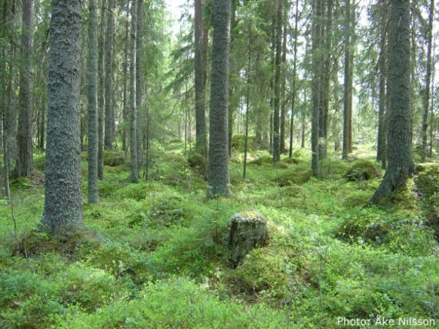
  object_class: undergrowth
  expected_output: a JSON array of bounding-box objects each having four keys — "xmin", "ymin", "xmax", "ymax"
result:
[{"xmin": 0, "ymin": 147, "xmax": 438, "ymax": 328}]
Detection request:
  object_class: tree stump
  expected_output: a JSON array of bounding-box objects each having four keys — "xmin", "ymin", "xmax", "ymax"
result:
[{"xmin": 228, "ymin": 211, "xmax": 268, "ymax": 267}]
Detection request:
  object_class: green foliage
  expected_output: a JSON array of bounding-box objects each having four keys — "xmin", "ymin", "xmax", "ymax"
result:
[
  {"xmin": 344, "ymin": 160, "xmax": 382, "ymax": 181},
  {"xmin": 276, "ymin": 166, "xmax": 313, "ymax": 186},
  {"xmin": 56, "ymin": 277, "xmax": 288, "ymax": 328},
  {"xmin": 103, "ymin": 151, "xmax": 125, "ymax": 167},
  {"xmin": 1, "ymin": 146, "xmax": 439, "ymax": 328}
]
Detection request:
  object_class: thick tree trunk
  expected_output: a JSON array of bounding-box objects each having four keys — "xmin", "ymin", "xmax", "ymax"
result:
[
  {"xmin": 87, "ymin": 0, "xmax": 99, "ymax": 204},
  {"xmin": 207, "ymin": 0, "xmax": 231, "ymax": 198},
  {"xmin": 16, "ymin": 0, "xmax": 34, "ymax": 177},
  {"xmin": 421, "ymin": 0, "xmax": 434, "ymax": 162},
  {"xmin": 130, "ymin": 0, "xmax": 138, "ymax": 182},
  {"xmin": 98, "ymin": 0, "xmax": 106, "ymax": 179},
  {"xmin": 41, "ymin": 0, "xmax": 83, "ymax": 234},
  {"xmin": 195, "ymin": 0, "xmax": 207, "ymax": 158},
  {"xmin": 104, "ymin": 0, "xmax": 115, "ymax": 150},
  {"xmin": 369, "ymin": 0, "xmax": 414, "ymax": 205}
]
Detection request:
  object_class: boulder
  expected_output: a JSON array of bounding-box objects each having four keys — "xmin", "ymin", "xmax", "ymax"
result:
[{"xmin": 228, "ymin": 211, "xmax": 268, "ymax": 267}]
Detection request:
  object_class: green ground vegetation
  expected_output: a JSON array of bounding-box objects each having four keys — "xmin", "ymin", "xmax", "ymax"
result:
[{"xmin": 0, "ymin": 143, "xmax": 438, "ymax": 328}]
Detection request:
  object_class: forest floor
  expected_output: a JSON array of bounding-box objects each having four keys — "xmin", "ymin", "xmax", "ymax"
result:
[{"xmin": 0, "ymin": 140, "xmax": 438, "ymax": 328}]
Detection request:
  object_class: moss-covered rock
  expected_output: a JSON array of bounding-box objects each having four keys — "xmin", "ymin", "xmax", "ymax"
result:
[
  {"xmin": 187, "ymin": 152, "xmax": 206, "ymax": 172},
  {"xmin": 276, "ymin": 167, "xmax": 313, "ymax": 186},
  {"xmin": 344, "ymin": 160, "xmax": 382, "ymax": 181},
  {"xmin": 103, "ymin": 151, "xmax": 125, "ymax": 167},
  {"xmin": 248, "ymin": 155, "xmax": 273, "ymax": 166}
]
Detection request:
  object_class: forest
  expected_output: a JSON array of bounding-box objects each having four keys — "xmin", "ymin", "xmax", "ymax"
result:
[{"xmin": 0, "ymin": 0, "xmax": 439, "ymax": 327}]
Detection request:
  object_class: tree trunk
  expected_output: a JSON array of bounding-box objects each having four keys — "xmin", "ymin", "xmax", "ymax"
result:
[
  {"xmin": 136, "ymin": 0, "xmax": 143, "ymax": 169},
  {"xmin": 342, "ymin": 0, "xmax": 353, "ymax": 160},
  {"xmin": 207, "ymin": 0, "xmax": 231, "ymax": 198},
  {"xmin": 195, "ymin": 0, "xmax": 207, "ymax": 158},
  {"xmin": 41, "ymin": 0, "xmax": 83, "ymax": 234},
  {"xmin": 122, "ymin": 0, "xmax": 129, "ymax": 153},
  {"xmin": 421, "ymin": 0, "xmax": 434, "ymax": 162},
  {"xmin": 280, "ymin": 0, "xmax": 287, "ymax": 154},
  {"xmin": 311, "ymin": 0, "xmax": 324, "ymax": 176},
  {"xmin": 16, "ymin": 0, "xmax": 34, "ymax": 177},
  {"xmin": 376, "ymin": 3, "xmax": 388, "ymax": 169},
  {"xmin": 369, "ymin": 0, "xmax": 414, "ymax": 205},
  {"xmin": 272, "ymin": 0, "xmax": 282, "ymax": 163},
  {"xmin": 289, "ymin": 0, "xmax": 299, "ymax": 158},
  {"xmin": 104, "ymin": 0, "xmax": 115, "ymax": 150},
  {"xmin": 98, "ymin": 0, "xmax": 106, "ymax": 179},
  {"xmin": 87, "ymin": 0, "xmax": 99, "ymax": 204},
  {"xmin": 320, "ymin": 0, "xmax": 332, "ymax": 160},
  {"xmin": 130, "ymin": 0, "xmax": 138, "ymax": 182}
]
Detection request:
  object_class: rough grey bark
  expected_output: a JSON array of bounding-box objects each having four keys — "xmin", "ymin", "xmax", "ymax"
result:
[
  {"xmin": 207, "ymin": 0, "xmax": 231, "ymax": 198},
  {"xmin": 369, "ymin": 0, "xmax": 414, "ymax": 205},
  {"xmin": 195, "ymin": 0, "xmax": 207, "ymax": 158},
  {"xmin": 136, "ymin": 0, "xmax": 143, "ymax": 169},
  {"xmin": 104, "ymin": 0, "xmax": 115, "ymax": 149},
  {"xmin": 272, "ymin": 0, "xmax": 282, "ymax": 163},
  {"xmin": 41, "ymin": 0, "xmax": 83, "ymax": 234},
  {"xmin": 130, "ymin": 0, "xmax": 138, "ymax": 182},
  {"xmin": 311, "ymin": 0, "xmax": 324, "ymax": 176},
  {"xmin": 421, "ymin": 0, "xmax": 434, "ymax": 162},
  {"xmin": 98, "ymin": 0, "xmax": 106, "ymax": 179},
  {"xmin": 87, "ymin": 0, "xmax": 99, "ymax": 203},
  {"xmin": 16, "ymin": 0, "xmax": 34, "ymax": 177}
]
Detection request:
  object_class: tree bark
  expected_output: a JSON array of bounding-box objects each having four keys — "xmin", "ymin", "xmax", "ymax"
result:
[
  {"xmin": 16, "ymin": 0, "xmax": 34, "ymax": 177},
  {"xmin": 273, "ymin": 0, "xmax": 282, "ymax": 163},
  {"xmin": 104, "ymin": 0, "xmax": 115, "ymax": 150},
  {"xmin": 130, "ymin": 0, "xmax": 138, "ymax": 182},
  {"xmin": 87, "ymin": 0, "xmax": 99, "ymax": 203},
  {"xmin": 98, "ymin": 0, "xmax": 106, "ymax": 179},
  {"xmin": 207, "ymin": 0, "xmax": 231, "ymax": 198},
  {"xmin": 342, "ymin": 0, "xmax": 353, "ymax": 160},
  {"xmin": 289, "ymin": 0, "xmax": 299, "ymax": 158},
  {"xmin": 369, "ymin": 0, "xmax": 414, "ymax": 205},
  {"xmin": 421, "ymin": 0, "xmax": 434, "ymax": 162},
  {"xmin": 41, "ymin": 0, "xmax": 83, "ymax": 234},
  {"xmin": 136, "ymin": 0, "xmax": 144, "ymax": 169},
  {"xmin": 311, "ymin": 0, "xmax": 324, "ymax": 175},
  {"xmin": 195, "ymin": 0, "xmax": 207, "ymax": 158}
]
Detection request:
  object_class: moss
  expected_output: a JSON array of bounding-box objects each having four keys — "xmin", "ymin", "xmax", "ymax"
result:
[
  {"xmin": 187, "ymin": 152, "xmax": 206, "ymax": 173},
  {"xmin": 276, "ymin": 167, "xmax": 312, "ymax": 186},
  {"xmin": 249, "ymin": 155, "xmax": 273, "ymax": 166},
  {"xmin": 344, "ymin": 160, "xmax": 382, "ymax": 181},
  {"xmin": 14, "ymin": 229, "xmax": 100, "ymax": 259},
  {"xmin": 224, "ymin": 248, "xmax": 290, "ymax": 301},
  {"xmin": 103, "ymin": 151, "xmax": 125, "ymax": 167},
  {"xmin": 232, "ymin": 135, "xmax": 256, "ymax": 152},
  {"xmin": 282, "ymin": 157, "xmax": 301, "ymax": 165}
]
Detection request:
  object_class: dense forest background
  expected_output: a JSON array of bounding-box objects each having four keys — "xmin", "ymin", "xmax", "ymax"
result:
[{"xmin": 1, "ymin": 0, "xmax": 439, "ymax": 327}]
